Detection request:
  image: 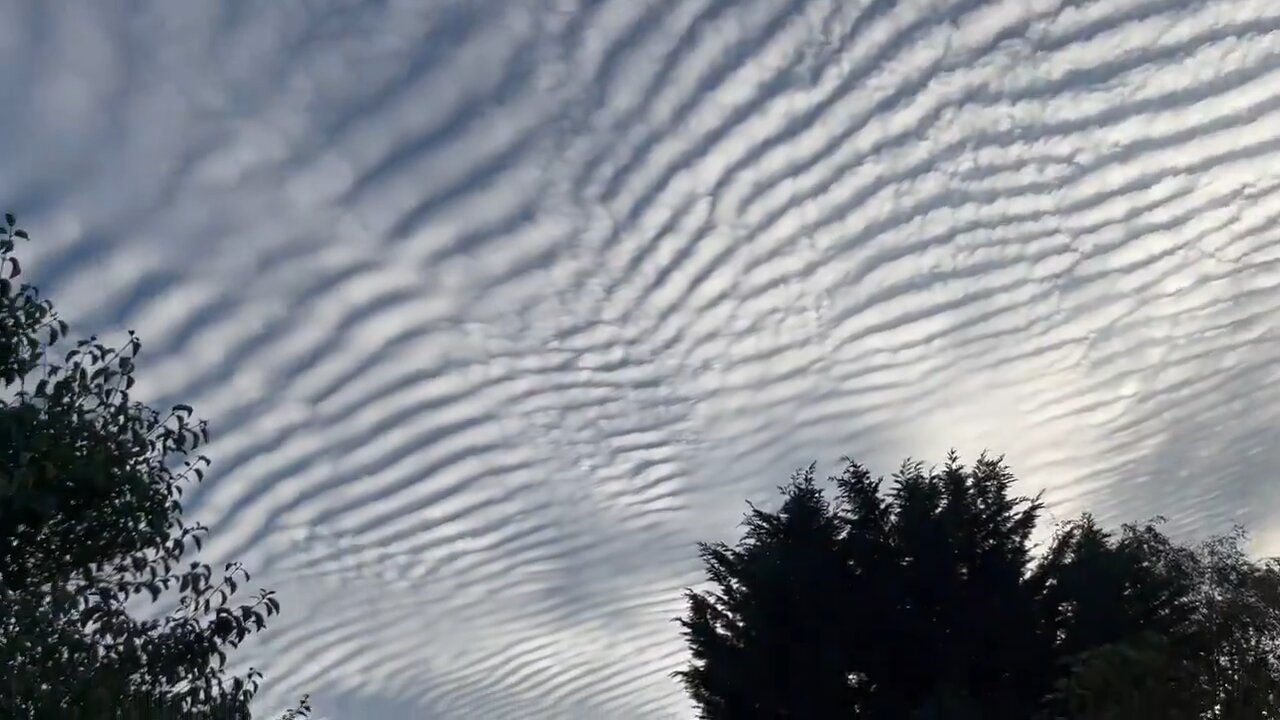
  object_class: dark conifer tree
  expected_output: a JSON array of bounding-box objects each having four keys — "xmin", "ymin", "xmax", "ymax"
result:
[
  {"xmin": 676, "ymin": 466, "xmax": 855, "ymax": 718},
  {"xmin": 678, "ymin": 451, "xmax": 1280, "ymax": 719}
]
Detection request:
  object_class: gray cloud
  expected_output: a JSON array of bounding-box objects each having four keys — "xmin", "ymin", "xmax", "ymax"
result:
[{"xmin": 4, "ymin": 0, "xmax": 1280, "ymax": 716}]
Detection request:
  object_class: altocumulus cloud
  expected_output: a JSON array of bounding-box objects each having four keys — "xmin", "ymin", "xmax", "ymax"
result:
[{"xmin": 3, "ymin": 0, "xmax": 1280, "ymax": 717}]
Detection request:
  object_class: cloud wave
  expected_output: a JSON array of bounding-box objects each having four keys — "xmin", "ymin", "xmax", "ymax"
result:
[{"xmin": 4, "ymin": 0, "xmax": 1280, "ymax": 716}]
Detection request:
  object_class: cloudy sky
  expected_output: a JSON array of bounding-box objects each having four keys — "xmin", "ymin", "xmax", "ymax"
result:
[{"xmin": 5, "ymin": 0, "xmax": 1280, "ymax": 717}]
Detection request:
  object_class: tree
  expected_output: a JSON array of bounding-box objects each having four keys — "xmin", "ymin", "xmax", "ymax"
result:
[
  {"xmin": 1050, "ymin": 631, "xmax": 1198, "ymax": 720},
  {"xmin": 846, "ymin": 454, "xmax": 1046, "ymax": 718},
  {"xmin": 676, "ymin": 466, "xmax": 857, "ymax": 717},
  {"xmin": 677, "ymin": 452, "xmax": 1280, "ymax": 719},
  {"xmin": 678, "ymin": 453, "xmax": 1048, "ymax": 718},
  {"xmin": 1049, "ymin": 526, "xmax": 1280, "ymax": 719},
  {"xmin": 0, "ymin": 215, "xmax": 307, "ymax": 718}
]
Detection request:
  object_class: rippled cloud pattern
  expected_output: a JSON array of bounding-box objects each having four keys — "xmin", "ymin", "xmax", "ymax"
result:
[{"xmin": 5, "ymin": 0, "xmax": 1280, "ymax": 717}]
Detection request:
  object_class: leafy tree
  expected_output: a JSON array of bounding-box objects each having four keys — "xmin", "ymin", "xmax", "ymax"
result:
[
  {"xmin": 1051, "ymin": 631, "xmax": 1197, "ymax": 720},
  {"xmin": 678, "ymin": 452, "xmax": 1280, "ymax": 719},
  {"xmin": 1050, "ymin": 527, "xmax": 1280, "ymax": 719},
  {"xmin": 1186, "ymin": 529, "xmax": 1280, "ymax": 718},
  {"xmin": 1034, "ymin": 515, "xmax": 1197, "ymax": 662},
  {"xmin": 0, "ymin": 215, "xmax": 306, "ymax": 718}
]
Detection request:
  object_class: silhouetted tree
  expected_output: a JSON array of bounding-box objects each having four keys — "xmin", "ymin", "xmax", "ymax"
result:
[
  {"xmin": 0, "ymin": 215, "xmax": 308, "ymax": 719},
  {"xmin": 678, "ymin": 452, "xmax": 1280, "ymax": 719},
  {"xmin": 676, "ymin": 466, "xmax": 857, "ymax": 717},
  {"xmin": 1050, "ymin": 631, "xmax": 1197, "ymax": 720},
  {"xmin": 1186, "ymin": 529, "xmax": 1280, "ymax": 718},
  {"xmin": 1049, "ymin": 526, "xmax": 1280, "ymax": 719}
]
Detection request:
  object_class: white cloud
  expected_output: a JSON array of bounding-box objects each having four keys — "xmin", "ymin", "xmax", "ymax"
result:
[{"xmin": 5, "ymin": 0, "xmax": 1280, "ymax": 716}]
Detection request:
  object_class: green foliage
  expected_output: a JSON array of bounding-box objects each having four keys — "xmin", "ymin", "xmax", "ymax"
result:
[
  {"xmin": 0, "ymin": 216, "xmax": 306, "ymax": 718},
  {"xmin": 1051, "ymin": 631, "xmax": 1199, "ymax": 720},
  {"xmin": 1049, "ymin": 527, "xmax": 1280, "ymax": 719},
  {"xmin": 678, "ymin": 452, "xmax": 1280, "ymax": 719}
]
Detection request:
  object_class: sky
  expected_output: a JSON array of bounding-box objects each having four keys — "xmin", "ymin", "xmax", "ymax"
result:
[{"xmin": 4, "ymin": 0, "xmax": 1280, "ymax": 717}]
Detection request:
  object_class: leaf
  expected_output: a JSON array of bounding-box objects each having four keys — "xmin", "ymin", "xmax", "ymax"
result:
[
  {"xmin": 5, "ymin": 213, "xmax": 13, "ymax": 226},
  {"xmin": 13, "ymin": 229, "xmax": 27, "ymax": 239},
  {"xmin": 173, "ymin": 403, "xmax": 194, "ymax": 415}
]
